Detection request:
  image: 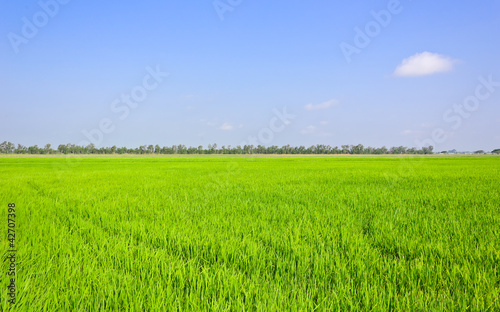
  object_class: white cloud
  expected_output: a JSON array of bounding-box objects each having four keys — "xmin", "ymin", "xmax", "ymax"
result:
[
  {"xmin": 320, "ymin": 121, "xmax": 329, "ymax": 125},
  {"xmin": 301, "ymin": 125, "xmax": 317, "ymax": 134},
  {"xmin": 393, "ymin": 52, "xmax": 457, "ymax": 77},
  {"xmin": 305, "ymin": 99, "xmax": 339, "ymax": 111},
  {"xmin": 301, "ymin": 125, "xmax": 332, "ymax": 136},
  {"xmin": 219, "ymin": 123, "xmax": 233, "ymax": 131}
]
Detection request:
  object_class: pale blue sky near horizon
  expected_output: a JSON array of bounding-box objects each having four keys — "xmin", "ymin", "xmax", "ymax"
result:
[{"xmin": 1, "ymin": 0, "xmax": 499, "ymax": 151}]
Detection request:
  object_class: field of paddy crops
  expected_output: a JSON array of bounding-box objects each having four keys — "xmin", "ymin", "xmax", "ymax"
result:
[{"xmin": 1, "ymin": 155, "xmax": 499, "ymax": 311}]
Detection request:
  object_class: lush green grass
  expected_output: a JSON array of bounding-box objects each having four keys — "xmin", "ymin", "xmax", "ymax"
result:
[{"xmin": 1, "ymin": 156, "xmax": 499, "ymax": 311}]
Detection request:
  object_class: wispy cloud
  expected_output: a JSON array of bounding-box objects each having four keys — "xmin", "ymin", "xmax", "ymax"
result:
[
  {"xmin": 300, "ymin": 125, "xmax": 317, "ymax": 134},
  {"xmin": 219, "ymin": 123, "xmax": 233, "ymax": 131},
  {"xmin": 393, "ymin": 52, "xmax": 458, "ymax": 77},
  {"xmin": 304, "ymin": 99, "xmax": 339, "ymax": 111}
]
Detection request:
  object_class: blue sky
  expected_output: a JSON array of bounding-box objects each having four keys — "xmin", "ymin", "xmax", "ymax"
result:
[{"xmin": 1, "ymin": 0, "xmax": 499, "ymax": 151}]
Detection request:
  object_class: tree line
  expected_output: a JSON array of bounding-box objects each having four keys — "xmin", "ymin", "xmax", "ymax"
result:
[
  {"xmin": 0, "ymin": 141, "xmax": 439, "ymax": 155},
  {"xmin": 2, "ymin": 141, "xmax": 498, "ymax": 155}
]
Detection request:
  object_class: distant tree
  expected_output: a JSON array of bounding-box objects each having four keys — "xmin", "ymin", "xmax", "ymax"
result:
[
  {"xmin": 492, "ymin": 149, "xmax": 500, "ymax": 154},
  {"xmin": 373, "ymin": 146, "xmax": 387, "ymax": 154},
  {"xmin": 363, "ymin": 146, "xmax": 374, "ymax": 154},
  {"xmin": 283, "ymin": 144, "xmax": 292, "ymax": 154},
  {"xmin": 331, "ymin": 146, "xmax": 340, "ymax": 154},
  {"xmin": 0, "ymin": 141, "xmax": 15, "ymax": 153},
  {"xmin": 421, "ymin": 146, "xmax": 434, "ymax": 154},
  {"xmin": 474, "ymin": 150, "xmax": 485, "ymax": 154},
  {"xmin": 87, "ymin": 143, "xmax": 96, "ymax": 154},
  {"xmin": 390, "ymin": 146, "xmax": 407, "ymax": 154},
  {"xmin": 117, "ymin": 147, "xmax": 127, "ymax": 154},
  {"xmin": 28, "ymin": 145, "xmax": 41, "ymax": 154},
  {"xmin": 58, "ymin": 144, "xmax": 66, "ymax": 154},
  {"xmin": 351, "ymin": 144, "xmax": 364, "ymax": 154},
  {"xmin": 44, "ymin": 144, "xmax": 52, "ymax": 154},
  {"xmin": 177, "ymin": 144, "xmax": 187, "ymax": 154},
  {"xmin": 341, "ymin": 145, "xmax": 350, "ymax": 154},
  {"xmin": 16, "ymin": 144, "xmax": 27, "ymax": 154},
  {"xmin": 257, "ymin": 145, "xmax": 265, "ymax": 154},
  {"xmin": 6, "ymin": 142, "xmax": 15, "ymax": 153},
  {"xmin": 0, "ymin": 141, "xmax": 15, "ymax": 154}
]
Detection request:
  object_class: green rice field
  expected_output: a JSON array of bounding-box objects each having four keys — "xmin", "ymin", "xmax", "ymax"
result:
[{"xmin": 1, "ymin": 155, "xmax": 499, "ymax": 311}]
